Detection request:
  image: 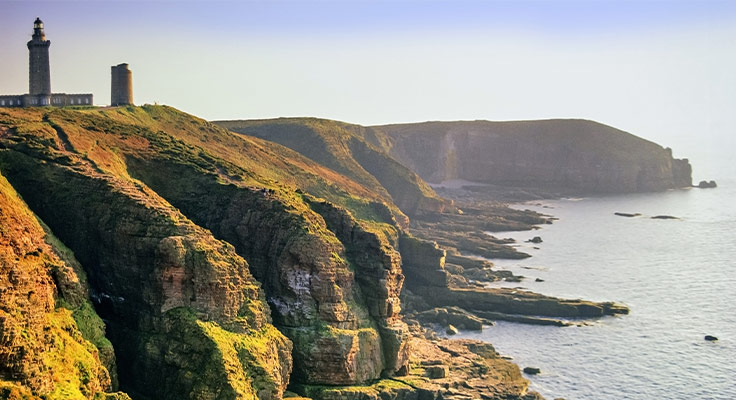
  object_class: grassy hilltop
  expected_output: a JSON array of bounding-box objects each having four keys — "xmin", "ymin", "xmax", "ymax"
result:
[{"xmin": 216, "ymin": 118, "xmax": 448, "ymax": 217}]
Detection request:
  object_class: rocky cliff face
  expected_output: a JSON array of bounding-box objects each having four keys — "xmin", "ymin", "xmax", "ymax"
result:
[
  {"xmin": 0, "ymin": 172, "xmax": 124, "ymax": 399},
  {"xmin": 375, "ymin": 119, "xmax": 692, "ymax": 193},
  {"xmin": 0, "ymin": 110, "xmax": 293, "ymax": 399},
  {"xmin": 0, "ymin": 106, "xmax": 414, "ymax": 398}
]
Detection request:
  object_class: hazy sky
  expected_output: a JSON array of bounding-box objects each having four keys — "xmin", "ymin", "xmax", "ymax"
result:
[{"xmin": 1, "ymin": 0, "xmax": 735, "ymax": 177}]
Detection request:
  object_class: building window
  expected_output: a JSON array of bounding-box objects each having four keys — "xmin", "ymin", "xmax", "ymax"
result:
[
  {"xmin": 1, "ymin": 100, "xmax": 4, "ymax": 106},
  {"xmin": 9, "ymin": 100, "xmax": 13, "ymax": 105},
  {"xmin": 85, "ymin": 98, "xmax": 89, "ymax": 104}
]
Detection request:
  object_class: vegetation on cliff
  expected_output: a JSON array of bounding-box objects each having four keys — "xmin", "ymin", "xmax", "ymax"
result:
[
  {"xmin": 214, "ymin": 118, "xmax": 447, "ymax": 216},
  {"xmin": 1, "ymin": 106, "xmax": 647, "ymax": 400},
  {"xmin": 0, "ymin": 172, "xmax": 123, "ymax": 399},
  {"xmin": 0, "ymin": 106, "xmax": 416, "ymax": 398},
  {"xmin": 0, "ymin": 107, "xmax": 297, "ymax": 399}
]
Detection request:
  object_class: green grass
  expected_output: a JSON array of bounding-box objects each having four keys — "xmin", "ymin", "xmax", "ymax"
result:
[{"xmin": 214, "ymin": 116, "xmax": 444, "ymax": 218}]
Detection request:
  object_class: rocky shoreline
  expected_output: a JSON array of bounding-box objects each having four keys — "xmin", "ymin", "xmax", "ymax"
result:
[
  {"xmin": 392, "ymin": 184, "xmax": 629, "ymax": 400},
  {"xmin": 277, "ymin": 183, "xmax": 630, "ymax": 400}
]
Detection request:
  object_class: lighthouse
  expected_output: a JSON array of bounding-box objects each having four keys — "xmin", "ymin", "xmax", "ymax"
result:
[
  {"xmin": 27, "ymin": 17, "xmax": 52, "ymax": 105},
  {"xmin": 0, "ymin": 18, "xmax": 93, "ymax": 108}
]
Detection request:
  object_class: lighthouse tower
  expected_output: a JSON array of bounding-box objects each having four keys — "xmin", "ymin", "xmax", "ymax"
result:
[{"xmin": 27, "ymin": 17, "xmax": 51, "ymax": 105}]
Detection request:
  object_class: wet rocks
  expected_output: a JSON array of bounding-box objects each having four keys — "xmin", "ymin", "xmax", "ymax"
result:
[
  {"xmin": 651, "ymin": 215, "xmax": 679, "ymax": 220},
  {"xmin": 526, "ymin": 236, "xmax": 543, "ymax": 244},
  {"xmin": 416, "ymin": 287, "xmax": 629, "ymax": 318},
  {"xmin": 696, "ymin": 180, "xmax": 717, "ymax": 188},
  {"xmin": 614, "ymin": 212, "xmax": 641, "ymax": 217},
  {"xmin": 523, "ymin": 367, "xmax": 541, "ymax": 375},
  {"xmin": 704, "ymin": 335, "xmax": 718, "ymax": 341},
  {"xmin": 415, "ymin": 306, "xmax": 485, "ymax": 331}
]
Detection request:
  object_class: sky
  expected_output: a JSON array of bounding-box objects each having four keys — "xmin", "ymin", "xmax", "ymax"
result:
[{"xmin": 1, "ymin": 0, "xmax": 735, "ymax": 178}]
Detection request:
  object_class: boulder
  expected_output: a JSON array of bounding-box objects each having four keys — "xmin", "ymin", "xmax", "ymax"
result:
[
  {"xmin": 425, "ymin": 365, "xmax": 449, "ymax": 379},
  {"xmin": 446, "ymin": 325, "xmax": 459, "ymax": 335},
  {"xmin": 704, "ymin": 335, "xmax": 718, "ymax": 341},
  {"xmin": 526, "ymin": 236, "xmax": 543, "ymax": 244},
  {"xmin": 523, "ymin": 367, "xmax": 541, "ymax": 375},
  {"xmin": 696, "ymin": 180, "xmax": 717, "ymax": 188}
]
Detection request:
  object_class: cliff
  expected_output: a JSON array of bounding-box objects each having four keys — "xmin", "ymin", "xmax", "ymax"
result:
[
  {"xmin": 2, "ymin": 106, "xmax": 637, "ymax": 400},
  {"xmin": 214, "ymin": 118, "xmax": 447, "ymax": 216},
  {"xmin": 373, "ymin": 119, "xmax": 692, "ymax": 193},
  {"xmin": 1, "ymin": 108, "xmax": 294, "ymax": 399},
  {"xmin": 0, "ymin": 106, "xmax": 416, "ymax": 399},
  {"xmin": 0, "ymin": 171, "xmax": 126, "ymax": 399}
]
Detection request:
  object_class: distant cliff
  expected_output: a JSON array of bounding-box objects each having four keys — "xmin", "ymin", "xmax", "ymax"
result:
[
  {"xmin": 215, "ymin": 118, "xmax": 448, "ymax": 216},
  {"xmin": 373, "ymin": 119, "xmax": 692, "ymax": 193}
]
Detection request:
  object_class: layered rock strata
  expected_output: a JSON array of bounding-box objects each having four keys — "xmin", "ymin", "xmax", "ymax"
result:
[
  {"xmin": 400, "ymin": 235, "xmax": 628, "ymax": 319},
  {"xmin": 0, "ymin": 172, "xmax": 125, "ymax": 399},
  {"xmin": 0, "ymin": 110, "xmax": 292, "ymax": 399}
]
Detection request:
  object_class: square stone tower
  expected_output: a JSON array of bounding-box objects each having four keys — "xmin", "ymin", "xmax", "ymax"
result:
[{"xmin": 111, "ymin": 63, "xmax": 133, "ymax": 106}]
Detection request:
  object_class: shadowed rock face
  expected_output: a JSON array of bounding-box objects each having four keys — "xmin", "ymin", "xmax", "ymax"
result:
[
  {"xmin": 125, "ymin": 158, "xmax": 410, "ymax": 384},
  {"xmin": 375, "ymin": 119, "xmax": 692, "ymax": 193}
]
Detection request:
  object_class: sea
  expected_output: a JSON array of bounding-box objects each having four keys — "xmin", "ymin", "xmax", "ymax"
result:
[{"xmin": 449, "ymin": 172, "xmax": 736, "ymax": 399}]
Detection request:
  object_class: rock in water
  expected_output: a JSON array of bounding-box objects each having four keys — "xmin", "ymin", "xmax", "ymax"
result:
[
  {"xmin": 523, "ymin": 367, "xmax": 541, "ymax": 375},
  {"xmin": 446, "ymin": 325, "xmax": 459, "ymax": 335},
  {"xmin": 696, "ymin": 180, "xmax": 717, "ymax": 188},
  {"xmin": 526, "ymin": 236, "xmax": 543, "ymax": 243},
  {"xmin": 651, "ymin": 215, "xmax": 679, "ymax": 220},
  {"xmin": 614, "ymin": 212, "xmax": 641, "ymax": 217},
  {"xmin": 704, "ymin": 335, "xmax": 718, "ymax": 341}
]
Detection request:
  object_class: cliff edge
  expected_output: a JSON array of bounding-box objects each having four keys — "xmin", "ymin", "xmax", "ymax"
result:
[{"xmin": 374, "ymin": 119, "xmax": 692, "ymax": 193}]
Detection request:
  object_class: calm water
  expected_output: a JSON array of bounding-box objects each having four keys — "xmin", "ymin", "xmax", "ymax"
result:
[{"xmin": 452, "ymin": 177, "xmax": 736, "ymax": 399}]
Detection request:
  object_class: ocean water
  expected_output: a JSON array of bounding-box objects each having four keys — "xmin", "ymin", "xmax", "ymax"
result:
[{"xmin": 451, "ymin": 177, "xmax": 736, "ymax": 399}]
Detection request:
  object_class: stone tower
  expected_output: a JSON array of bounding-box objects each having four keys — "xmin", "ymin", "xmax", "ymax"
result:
[
  {"xmin": 111, "ymin": 63, "xmax": 133, "ymax": 106},
  {"xmin": 27, "ymin": 17, "xmax": 51, "ymax": 105}
]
